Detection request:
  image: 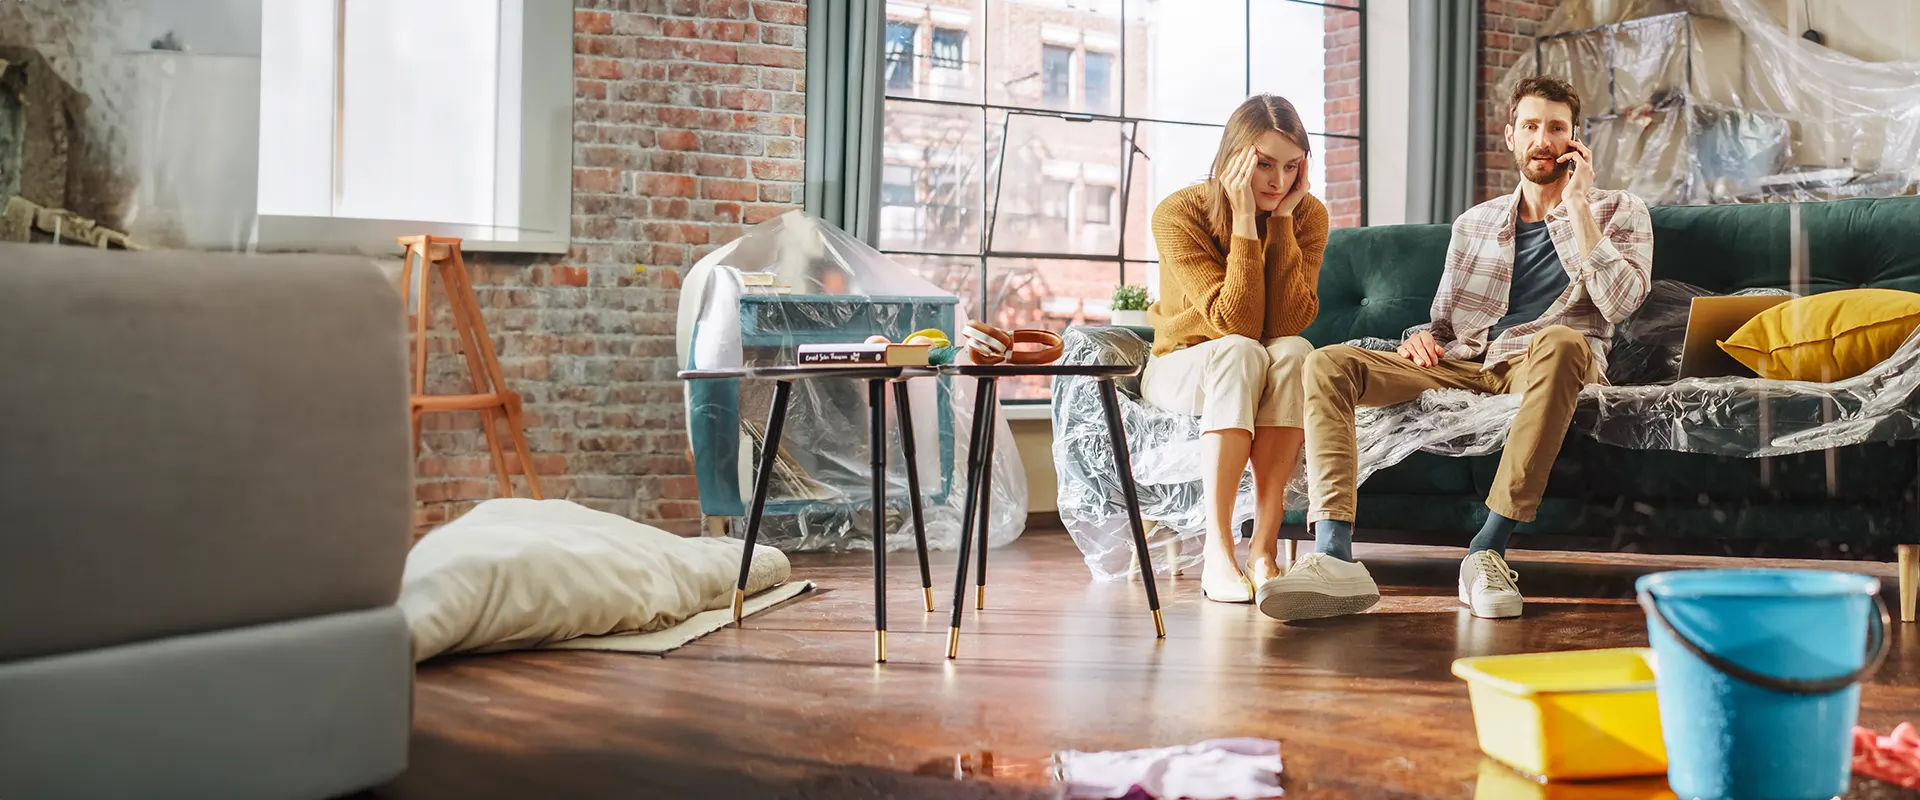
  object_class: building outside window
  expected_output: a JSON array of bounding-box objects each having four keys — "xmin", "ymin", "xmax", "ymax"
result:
[
  {"xmin": 878, "ymin": 0, "xmax": 1366, "ymax": 402},
  {"xmin": 1041, "ymin": 45, "xmax": 1073, "ymax": 106},
  {"xmin": 886, "ymin": 21, "xmax": 919, "ymax": 91},
  {"xmin": 932, "ymin": 27, "xmax": 968, "ymax": 69},
  {"xmin": 1084, "ymin": 50, "xmax": 1113, "ymax": 113}
]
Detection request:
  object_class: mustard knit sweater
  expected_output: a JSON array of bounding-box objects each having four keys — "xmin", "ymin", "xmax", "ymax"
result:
[{"xmin": 1147, "ymin": 184, "xmax": 1329, "ymax": 356}]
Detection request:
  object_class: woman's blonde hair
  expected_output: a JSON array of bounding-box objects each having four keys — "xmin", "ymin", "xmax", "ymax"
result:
[{"xmin": 1204, "ymin": 94, "xmax": 1313, "ymax": 241}]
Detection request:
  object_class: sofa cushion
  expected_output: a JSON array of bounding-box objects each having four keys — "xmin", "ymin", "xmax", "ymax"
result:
[
  {"xmin": 1522, "ymin": 438, "xmax": 1916, "ymax": 504},
  {"xmin": 1301, "ymin": 223, "xmax": 1451, "ymax": 346},
  {"xmin": 1363, "ymin": 452, "xmax": 1478, "ymax": 497},
  {"xmin": 1719, "ymin": 288, "xmax": 1920, "ymax": 381},
  {"xmin": 0, "ymin": 245, "xmax": 412, "ymax": 663},
  {"xmin": 1311, "ymin": 195, "xmax": 1920, "ymax": 345}
]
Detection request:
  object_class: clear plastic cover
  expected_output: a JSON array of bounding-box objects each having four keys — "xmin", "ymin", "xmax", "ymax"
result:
[
  {"xmin": 1055, "ymin": 281, "xmax": 1920, "ymax": 580},
  {"xmin": 678, "ymin": 210, "xmax": 1027, "ymax": 553},
  {"xmin": 1507, "ymin": 0, "xmax": 1920, "ymax": 205}
]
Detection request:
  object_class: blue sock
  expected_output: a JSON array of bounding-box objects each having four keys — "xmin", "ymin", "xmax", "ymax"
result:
[
  {"xmin": 1313, "ymin": 520, "xmax": 1354, "ymax": 562},
  {"xmin": 1468, "ymin": 511, "xmax": 1519, "ymax": 556}
]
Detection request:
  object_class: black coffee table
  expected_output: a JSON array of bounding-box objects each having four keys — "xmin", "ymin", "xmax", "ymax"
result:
[
  {"xmin": 679, "ymin": 365, "xmax": 940, "ymax": 663},
  {"xmin": 938, "ymin": 362, "xmax": 1164, "ymax": 659}
]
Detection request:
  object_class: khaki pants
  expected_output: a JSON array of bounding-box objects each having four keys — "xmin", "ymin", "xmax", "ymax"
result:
[
  {"xmin": 1305, "ymin": 325, "xmax": 1598, "ymax": 524},
  {"xmin": 1142, "ymin": 335, "xmax": 1314, "ymax": 433}
]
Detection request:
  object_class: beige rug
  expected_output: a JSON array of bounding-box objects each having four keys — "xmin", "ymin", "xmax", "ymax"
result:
[{"xmin": 540, "ymin": 580, "xmax": 815, "ymax": 655}]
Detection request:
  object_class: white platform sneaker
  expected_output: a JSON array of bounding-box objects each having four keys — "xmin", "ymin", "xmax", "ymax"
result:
[
  {"xmin": 1459, "ymin": 549, "xmax": 1524, "ymax": 619},
  {"xmin": 1255, "ymin": 552, "xmax": 1381, "ymax": 622}
]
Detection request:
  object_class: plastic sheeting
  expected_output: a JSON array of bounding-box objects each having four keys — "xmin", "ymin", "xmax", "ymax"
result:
[
  {"xmin": 678, "ymin": 210, "xmax": 1027, "ymax": 553},
  {"xmin": 1055, "ymin": 282, "xmax": 1920, "ymax": 580},
  {"xmin": 1511, "ymin": 0, "xmax": 1920, "ymax": 205}
]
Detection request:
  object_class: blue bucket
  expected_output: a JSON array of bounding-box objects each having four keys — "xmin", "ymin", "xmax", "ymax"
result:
[{"xmin": 1637, "ymin": 569, "xmax": 1890, "ymax": 800}]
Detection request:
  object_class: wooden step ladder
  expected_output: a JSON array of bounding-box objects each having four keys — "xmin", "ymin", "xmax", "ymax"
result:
[{"xmin": 398, "ymin": 234, "xmax": 544, "ymax": 499}]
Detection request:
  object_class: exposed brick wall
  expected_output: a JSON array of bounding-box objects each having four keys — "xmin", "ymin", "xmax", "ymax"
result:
[
  {"xmin": 1322, "ymin": 6, "xmax": 1362, "ymax": 228},
  {"xmin": 412, "ymin": 0, "xmax": 809, "ymax": 537},
  {"xmin": 1476, "ymin": 0, "xmax": 1557, "ymax": 202}
]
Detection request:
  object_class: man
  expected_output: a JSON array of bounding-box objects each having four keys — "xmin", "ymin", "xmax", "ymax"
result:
[{"xmin": 1256, "ymin": 76, "xmax": 1653, "ymax": 622}]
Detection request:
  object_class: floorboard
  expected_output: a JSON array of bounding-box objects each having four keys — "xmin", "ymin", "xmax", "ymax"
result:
[{"xmin": 363, "ymin": 532, "xmax": 1920, "ymax": 799}]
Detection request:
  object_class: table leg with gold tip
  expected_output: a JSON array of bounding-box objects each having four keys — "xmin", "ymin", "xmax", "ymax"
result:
[
  {"xmin": 893, "ymin": 380, "xmax": 935, "ymax": 612},
  {"xmin": 946, "ymin": 378, "xmax": 994, "ymax": 659},
  {"xmin": 868, "ymin": 379, "xmax": 889, "ymax": 663},
  {"xmin": 974, "ymin": 380, "xmax": 998, "ymax": 610},
  {"xmin": 1097, "ymin": 377, "xmax": 1165, "ymax": 638},
  {"xmin": 732, "ymin": 380, "xmax": 791, "ymax": 626}
]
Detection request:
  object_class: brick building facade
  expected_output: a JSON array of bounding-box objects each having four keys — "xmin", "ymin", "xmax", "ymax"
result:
[
  {"xmin": 1476, "ymin": 0, "xmax": 1558, "ymax": 202},
  {"xmin": 412, "ymin": 0, "xmax": 810, "ymax": 536},
  {"xmin": 1322, "ymin": 6, "xmax": 1362, "ymax": 228}
]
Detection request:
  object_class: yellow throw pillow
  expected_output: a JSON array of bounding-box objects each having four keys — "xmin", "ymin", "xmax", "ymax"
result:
[{"xmin": 1718, "ymin": 288, "xmax": 1920, "ymax": 381}]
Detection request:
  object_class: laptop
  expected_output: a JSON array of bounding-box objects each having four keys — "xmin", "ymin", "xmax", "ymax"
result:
[{"xmin": 1676, "ymin": 294, "xmax": 1791, "ymax": 379}]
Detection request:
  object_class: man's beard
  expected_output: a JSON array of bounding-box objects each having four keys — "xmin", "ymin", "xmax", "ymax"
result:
[{"xmin": 1516, "ymin": 147, "xmax": 1570, "ymax": 185}]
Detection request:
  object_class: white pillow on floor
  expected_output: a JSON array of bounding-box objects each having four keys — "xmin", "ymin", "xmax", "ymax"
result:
[{"xmin": 399, "ymin": 498, "xmax": 788, "ymax": 662}]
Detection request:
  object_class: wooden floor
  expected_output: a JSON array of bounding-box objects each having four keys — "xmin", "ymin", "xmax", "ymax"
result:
[{"xmin": 365, "ymin": 532, "xmax": 1920, "ymax": 800}]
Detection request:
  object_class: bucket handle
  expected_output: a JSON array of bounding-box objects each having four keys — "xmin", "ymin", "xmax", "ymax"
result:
[{"xmin": 1637, "ymin": 588, "xmax": 1891, "ymax": 695}]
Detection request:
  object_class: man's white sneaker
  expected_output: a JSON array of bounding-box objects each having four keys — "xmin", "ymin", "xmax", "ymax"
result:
[
  {"xmin": 1459, "ymin": 550, "xmax": 1524, "ymax": 619},
  {"xmin": 1255, "ymin": 553, "xmax": 1381, "ymax": 621}
]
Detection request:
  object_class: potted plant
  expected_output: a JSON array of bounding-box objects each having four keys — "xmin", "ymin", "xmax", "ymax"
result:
[{"xmin": 1110, "ymin": 284, "xmax": 1151, "ymax": 327}]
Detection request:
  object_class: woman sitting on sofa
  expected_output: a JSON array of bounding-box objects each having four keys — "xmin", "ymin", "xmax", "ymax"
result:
[{"xmin": 1142, "ymin": 93, "xmax": 1326, "ymax": 604}]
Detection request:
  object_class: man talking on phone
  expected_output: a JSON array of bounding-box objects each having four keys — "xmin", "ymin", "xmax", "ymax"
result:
[{"xmin": 1255, "ymin": 75, "xmax": 1653, "ymax": 623}]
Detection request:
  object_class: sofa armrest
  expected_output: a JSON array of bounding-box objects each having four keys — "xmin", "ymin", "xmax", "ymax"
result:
[
  {"xmin": 1059, "ymin": 325, "xmax": 1150, "ymax": 399},
  {"xmin": 0, "ymin": 244, "xmax": 413, "ymax": 663}
]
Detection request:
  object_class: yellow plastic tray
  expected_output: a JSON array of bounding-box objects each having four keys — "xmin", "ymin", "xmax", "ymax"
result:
[{"xmin": 1451, "ymin": 647, "xmax": 1668, "ymax": 781}]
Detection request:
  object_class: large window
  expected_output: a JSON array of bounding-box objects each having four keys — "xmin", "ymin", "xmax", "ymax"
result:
[
  {"xmin": 879, "ymin": 0, "xmax": 1366, "ymax": 401},
  {"xmin": 256, "ymin": 0, "xmax": 573, "ymax": 252}
]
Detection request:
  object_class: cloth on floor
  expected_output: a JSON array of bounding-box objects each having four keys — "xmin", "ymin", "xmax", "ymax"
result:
[
  {"xmin": 1054, "ymin": 738, "xmax": 1283, "ymax": 800},
  {"xmin": 540, "ymin": 579, "xmax": 812, "ymax": 655},
  {"xmin": 1854, "ymin": 723, "xmax": 1920, "ymax": 789},
  {"xmin": 400, "ymin": 498, "xmax": 794, "ymax": 662}
]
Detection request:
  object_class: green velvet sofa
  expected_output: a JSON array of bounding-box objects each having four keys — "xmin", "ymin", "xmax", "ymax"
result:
[
  {"xmin": 1054, "ymin": 194, "xmax": 1919, "ymax": 619},
  {"xmin": 1293, "ymin": 194, "xmax": 1920, "ymax": 611}
]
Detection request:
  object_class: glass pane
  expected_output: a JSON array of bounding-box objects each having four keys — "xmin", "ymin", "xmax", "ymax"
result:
[
  {"xmin": 339, "ymin": 0, "xmax": 500, "ymax": 224},
  {"xmin": 1124, "ymin": 122, "xmax": 1223, "ymax": 262},
  {"xmin": 885, "ymin": 254, "xmax": 986, "ymax": 324},
  {"xmin": 986, "ymin": 0, "xmax": 1122, "ymax": 113},
  {"xmin": 1315, "ymin": 133, "xmax": 1362, "ymax": 228},
  {"xmin": 879, "ymin": 100, "xmax": 986, "ymax": 254},
  {"xmin": 1123, "ymin": 0, "xmax": 1249, "ymax": 125},
  {"xmin": 1249, "ymin": 2, "xmax": 1359, "ymax": 138},
  {"xmin": 1123, "ymin": 261, "xmax": 1160, "ymax": 308},
  {"xmin": 885, "ymin": 0, "xmax": 985, "ymax": 103},
  {"xmin": 986, "ymin": 114, "xmax": 1125, "ymax": 256},
  {"xmin": 986, "ymin": 257, "xmax": 1122, "ymax": 400}
]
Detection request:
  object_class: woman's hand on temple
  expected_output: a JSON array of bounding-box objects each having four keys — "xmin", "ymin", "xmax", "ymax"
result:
[
  {"xmin": 1276, "ymin": 154, "xmax": 1311, "ymax": 217},
  {"xmin": 1222, "ymin": 145, "xmax": 1259, "ymax": 229}
]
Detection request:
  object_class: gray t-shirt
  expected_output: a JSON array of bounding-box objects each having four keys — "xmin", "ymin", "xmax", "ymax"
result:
[{"xmin": 1489, "ymin": 219, "xmax": 1570, "ymax": 341}]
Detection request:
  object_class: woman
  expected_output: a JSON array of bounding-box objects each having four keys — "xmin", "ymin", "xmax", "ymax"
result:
[{"xmin": 1142, "ymin": 94, "xmax": 1326, "ymax": 603}]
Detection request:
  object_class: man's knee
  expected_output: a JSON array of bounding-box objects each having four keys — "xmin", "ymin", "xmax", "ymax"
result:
[
  {"xmin": 1533, "ymin": 325, "xmax": 1588, "ymax": 354},
  {"xmin": 1527, "ymin": 326, "xmax": 1594, "ymax": 385},
  {"xmin": 1305, "ymin": 345, "xmax": 1369, "ymax": 409},
  {"xmin": 1307, "ymin": 344, "xmax": 1365, "ymax": 381}
]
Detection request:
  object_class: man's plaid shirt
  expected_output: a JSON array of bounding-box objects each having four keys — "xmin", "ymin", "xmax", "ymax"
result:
[{"xmin": 1425, "ymin": 186, "xmax": 1654, "ymax": 379}]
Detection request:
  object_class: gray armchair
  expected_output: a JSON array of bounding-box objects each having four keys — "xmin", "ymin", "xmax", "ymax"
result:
[{"xmin": 0, "ymin": 244, "xmax": 414, "ymax": 799}]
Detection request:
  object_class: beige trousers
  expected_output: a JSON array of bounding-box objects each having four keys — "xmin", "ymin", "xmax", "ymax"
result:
[
  {"xmin": 1142, "ymin": 335, "xmax": 1314, "ymax": 434},
  {"xmin": 1304, "ymin": 325, "xmax": 1598, "ymax": 524}
]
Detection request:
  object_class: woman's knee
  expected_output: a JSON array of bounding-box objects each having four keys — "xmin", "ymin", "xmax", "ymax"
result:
[
  {"xmin": 1265, "ymin": 336, "xmax": 1315, "ymax": 372},
  {"xmin": 1205, "ymin": 335, "xmax": 1269, "ymax": 392}
]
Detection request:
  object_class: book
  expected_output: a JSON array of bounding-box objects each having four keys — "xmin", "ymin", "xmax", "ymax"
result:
[{"xmin": 796, "ymin": 342, "xmax": 931, "ymax": 367}]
